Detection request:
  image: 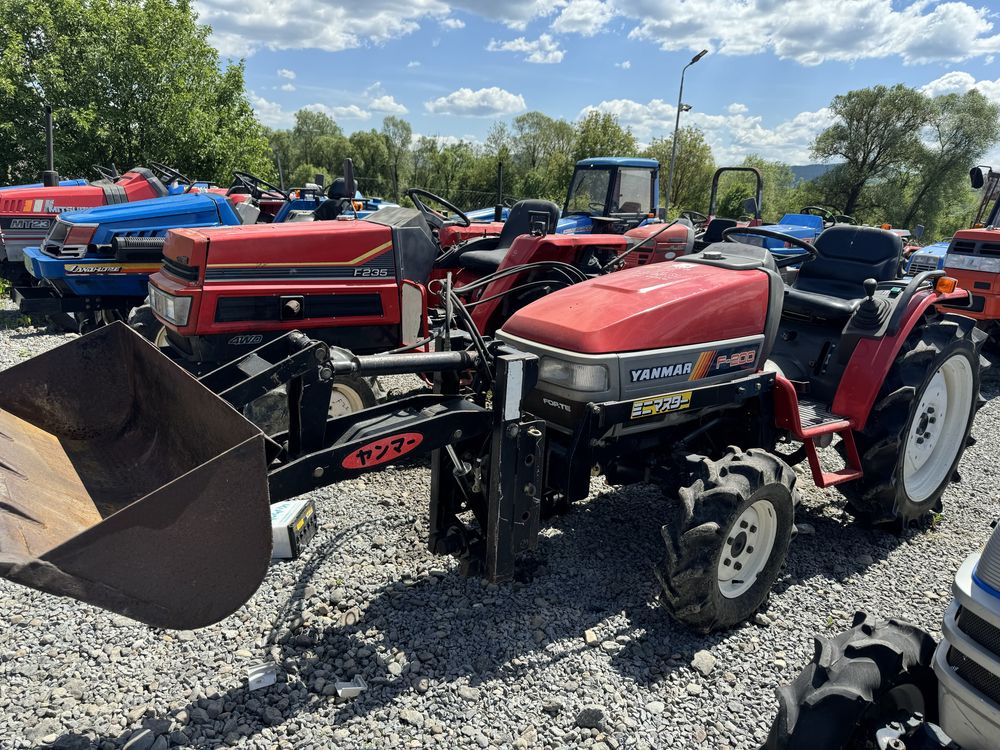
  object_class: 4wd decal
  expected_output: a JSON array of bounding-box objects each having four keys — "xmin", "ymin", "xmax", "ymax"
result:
[
  {"xmin": 342, "ymin": 432, "xmax": 424, "ymax": 469},
  {"xmin": 631, "ymin": 390, "xmax": 693, "ymax": 419},
  {"xmin": 630, "ymin": 361, "xmax": 693, "ymax": 383},
  {"xmin": 228, "ymin": 334, "xmax": 264, "ymax": 346}
]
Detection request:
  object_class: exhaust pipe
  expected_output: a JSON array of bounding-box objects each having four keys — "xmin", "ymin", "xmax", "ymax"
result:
[
  {"xmin": 41, "ymin": 105, "xmax": 58, "ymax": 187},
  {"xmin": 0, "ymin": 324, "xmax": 272, "ymax": 629}
]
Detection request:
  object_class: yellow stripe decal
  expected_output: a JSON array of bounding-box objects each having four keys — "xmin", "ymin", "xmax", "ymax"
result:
[
  {"xmin": 690, "ymin": 351, "xmax": 715, "ymax": 380},
  {"xmin": 208, "ymin": 241, "xmax": 392, "ymax": 269}
]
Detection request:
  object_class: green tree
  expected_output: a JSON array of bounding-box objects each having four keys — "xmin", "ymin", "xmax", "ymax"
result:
[
  {"xmin": 811, "ymin": 84, "xmax": 931, "ymax": 215},
  {"xmin": 573, "ymin": 111, "xmax": 637, "ymax": 163},
  {"xmin": 348, "ymin": 129, "xmax": 391, "ymax": 197},
  {"xmin": 643, "ymin": 127, "xmax": 715, "ymax": 214},
  {"xmin": 381, "ymin": 115, "xmax": 412, "ymax": 203},
  {"xmin": 899, "ymin": 90, "xmax": 1000, "ymax": 230},
  {"xmin": 0, "ymin": 0, "xmax": 272, "ymax": 184}
]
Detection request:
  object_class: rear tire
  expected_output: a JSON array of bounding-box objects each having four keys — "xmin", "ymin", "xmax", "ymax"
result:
[
  {"xmin": 841, "ymin": 313, "xmax": 984, "ymax": 526},
  {"xmin": 127, "ymin": 303, "xmax": 164, "ymax": 342},
  {"xmin": 243, "ymin": 375, "xmax": 378, "ymax": 434},
  {"xmin": 657, "ymin": 447, "xmax": 797, "ymax": 633},
  {"xmin": 763, "ymin": 613, "xmax": 938, "ymax": 750}
]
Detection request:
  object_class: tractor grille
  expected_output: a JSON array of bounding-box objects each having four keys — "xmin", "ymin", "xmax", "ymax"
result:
[
  {"xmin": 947, "ymin": 646, "xmax": 1000, "ymax": 704},
  {"xmin": 957, "ymin": 607, "xmax": 1000, "ymax": 657},
  {"xmin": 950, "ymin": 239, "xmax": 1000, "ymax": 256},
  {"xmin": 908, "ymin": 255, "xmax": 940, "ymax": 274},
  {"xmin": 162, "ymin": 256, "xmax": 199, "ymax": 282}
]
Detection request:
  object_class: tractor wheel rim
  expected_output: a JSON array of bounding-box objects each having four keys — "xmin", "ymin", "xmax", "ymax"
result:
[
  {"xmin": 328, "ymin": 384, "xmax": 366, "ymax": 417},
  {"xmin": 903, "ymin": 353, "xmax": 974, "ymax": 502},
  {"xmin": 717, "ymin": 499, "xmax": 778, "ymax": 599},
  {"xmin": 153, "ymin": 326, "xmax": 169, "ymax": 349}
]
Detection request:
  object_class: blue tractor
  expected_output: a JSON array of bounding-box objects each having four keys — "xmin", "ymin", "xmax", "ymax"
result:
[
  {"xmin": 558, "ymin": 157, "xmax": 660, "ymax": 233},
  {"xmin": 13, "ymin": 164, "xmax": 394, "ymax": 331}
]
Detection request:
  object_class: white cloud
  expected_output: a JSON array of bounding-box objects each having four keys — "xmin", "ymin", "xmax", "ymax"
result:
[
  {"xmin": 440, "ymin": 16, "xmax": 465, "ymax": 28},
  {"xmin": 727, "ymin": 102, "xmax": 748, "ymax": 114},
  {"xmin": 581, "ymin": 97, "xmax": 834, "ymax": 163},
  {"xmin": 280, "ymin": 83, "xmax": 296, "ymax": 92},
  {"xmin": 620, "ymin": 0, "xmax": 1000, "ymax": 66},
  {"xmin": 277, "ymin": 68, "xmax": 296, "ymax": 79},
  {"xmin": 425, "ymin": 86, "xmax": 527, "ymax": 116},
  {"xmin": 407, "ymin": 60, "xmax": 422, "ymax": 67},
  {"xmin": 250, "ymin": 93, "xmax": 293, "ymax": 128},
  {"xmin": 370, "ymin": 94, "xmax": 409, "ymax": 114},
  {"xmin": 305, "ymin": 103, "xmax": 372, "ymax": 120},
  {"xmin": 615, "ymin": 60, "xmax": 631, "ymax": 69},
  {"xmin": 487, "ymin": 33, "xmax": 565, "ymax": 63},
  {"xmin": 920, "ymin": 70, "xmax": 1000, "ymax": 104},
  {"xmin": 551, "ymin": 0, "xmax": 615, "ymax": 36}
]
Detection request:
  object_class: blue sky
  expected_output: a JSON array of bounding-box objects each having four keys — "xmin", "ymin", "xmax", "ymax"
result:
[{"xmin": 197, "ymin": 0, "xmax": 1000, "ymax": 164}]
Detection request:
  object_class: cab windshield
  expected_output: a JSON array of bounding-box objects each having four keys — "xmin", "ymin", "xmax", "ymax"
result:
[
  {"xmin": 565, "ymin": 167, "xmax": 654, "ymax": 216},
  {"xmin": 565, "ymin": 168, "xmax": 612, "ymax": 215}
]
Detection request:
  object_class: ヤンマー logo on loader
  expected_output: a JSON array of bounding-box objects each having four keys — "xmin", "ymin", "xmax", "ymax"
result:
[{"xmin": 630, "ymin": 390, "xmax": 693, "ymax": 419}]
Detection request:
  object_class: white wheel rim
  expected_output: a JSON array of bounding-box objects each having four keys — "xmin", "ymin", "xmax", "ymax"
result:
[
  {"xmin": 718, "ymin": 499, "xmax": 778, "ymax": 599},
  {"xmin": 903, "ymin": 353, "xmax": 974, "ymax": 502},
  {"xmin": 153, "ymin": 326, "xmax": 169, "ymax": 348},
  {"xmin": 328, "ymin": 384, "xmax": 366, "ymax": 417}
]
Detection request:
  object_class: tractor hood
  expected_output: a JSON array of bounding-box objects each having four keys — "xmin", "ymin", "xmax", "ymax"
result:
[
  {"xmin": 500, "ymin": 260, "xmax": 770, "ymax": 354},
  {"xmin": 58, "ymin": 192, "xmax": 238, "ymax": 244}
]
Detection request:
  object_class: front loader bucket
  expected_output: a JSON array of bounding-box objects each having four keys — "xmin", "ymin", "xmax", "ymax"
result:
[{"xmin": 0, "ymin": 323, "xmax": 271, "ymax": 629}]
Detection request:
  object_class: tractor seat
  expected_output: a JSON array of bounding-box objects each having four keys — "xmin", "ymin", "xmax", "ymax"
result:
[
  {"xmin": 458, "ymin": 199, "xmax": 560, "ymax": 273},
  {"xmin": 782, "ymin": 226, "xmax": 903, "ymax": 322}
]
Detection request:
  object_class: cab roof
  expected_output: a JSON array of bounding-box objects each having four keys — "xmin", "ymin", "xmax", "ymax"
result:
[{"xmin": 575, "ymin": 157, "xmax": 659, "ymax": 169}]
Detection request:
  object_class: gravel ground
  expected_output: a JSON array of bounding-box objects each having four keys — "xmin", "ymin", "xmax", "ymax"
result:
[{"xmin": 0, "ymin": 304, "xmax": 998, "ymax": 750}]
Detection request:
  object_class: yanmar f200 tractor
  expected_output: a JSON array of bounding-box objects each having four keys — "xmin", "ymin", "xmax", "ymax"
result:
[
  {"xmin": 0, "ymin": 163, "xmax": 195, "ymax": 282},
  {"xmin": 0, "ymin": 222, "xmax": 984, "ymax": 635}
]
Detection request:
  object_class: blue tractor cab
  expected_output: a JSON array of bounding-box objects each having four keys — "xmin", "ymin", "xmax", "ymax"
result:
[{"xmin": 559, "ymin": 157, "xmax": 660, "ymax": 234}]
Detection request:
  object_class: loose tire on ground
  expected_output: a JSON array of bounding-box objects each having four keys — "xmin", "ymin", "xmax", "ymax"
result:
[
  {"xmin": 840, "ymin": 312, "xmax": 986, "ymax": 527},
  {"xmin": 657, "ymin": 447, "xmax": 797, "ymax": 633},
  {"xmin": 764, "ymin": 612, "xmax": 938, "ymax": 750}
]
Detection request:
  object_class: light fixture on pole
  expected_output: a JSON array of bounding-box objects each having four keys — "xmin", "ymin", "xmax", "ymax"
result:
[{"xmin": 664, "ymin": 49, "xmax": 708, "ymax": 217}]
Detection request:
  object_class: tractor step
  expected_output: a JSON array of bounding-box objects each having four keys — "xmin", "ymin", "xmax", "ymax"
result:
[{"xmin": 797, "ymin": 400, "xmax": 863, "ymax": 488}]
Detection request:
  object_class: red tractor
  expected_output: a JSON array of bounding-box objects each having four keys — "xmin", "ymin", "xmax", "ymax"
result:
[
  {"xmin": 146, "ymin": 187, "xmax": 695, "ymax": 411},
  {"xmin": 0, "ymin": 221, "xmax": 985, "ymax": 635},
  {"xmin": 0, "ymin": 163, "xmax": 197, "ymax": 282}
]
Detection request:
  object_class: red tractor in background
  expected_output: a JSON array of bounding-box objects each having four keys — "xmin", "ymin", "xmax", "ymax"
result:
[
  {"xmin": 0, "ymin": 163, "xmax": 197, "ymax": 283},
  {"xmin": 146, "ymin": 183, "xmax": 695, "ymax": 411}
]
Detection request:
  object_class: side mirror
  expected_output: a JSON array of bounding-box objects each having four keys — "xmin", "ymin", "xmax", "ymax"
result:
[
  {"xmin": 971, "ymin": 167, "xmax": 985, "ymax": 189},
  {"xmin": 342, "ymin": 158, "xmax": 356, "ymax": 200},
  {"xmin": 914, "ymin": 224, "xmax": 925, "ymax": 240},
  {"xmin": 741, "ymin": 197, "xmax": 758, "ymax": 216}
]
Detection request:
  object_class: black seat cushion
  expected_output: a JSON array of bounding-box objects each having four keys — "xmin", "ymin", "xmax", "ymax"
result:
[
  {"xmin": 702, "ymin": 218, "xmax": 737, "ymax": 244},
  {"xmin": 459, "ymin": 248, "xmax": 508, "ymax": 272},
  {"xmin": 455, "ymin": 199, "xmax": 560, "ymax": 272},
  {"xmin": 783, "ymin": 226, "xmax": 902, "ymax": 321}
]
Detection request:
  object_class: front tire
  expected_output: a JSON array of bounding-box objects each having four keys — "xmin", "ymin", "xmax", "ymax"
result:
[
  {"xmin": 764, "ymin": 613, "xmax": 938, "ymax": 750},
  {"xmin": 658, "ymin": 448, "xmax": 797, "ymax": 633},
  {"xmin": 841, "ymin": 313, "xmax": 984, "ymax": 526},
  {"xmin": 243, "ymin": 375, "xmax": 379, "ymax": 434},
  {"xmin": 127, "ymin": 303, "xmax": 165, "ymax": 342}
]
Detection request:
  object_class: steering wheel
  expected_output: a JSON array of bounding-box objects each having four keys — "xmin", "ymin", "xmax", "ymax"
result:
[
  {"xmin": 406, "ymin": 187, "xmax": 470, "ymax": 229},
  {"xmin": 834, "ymin": 214, "xmax": 857, "ymax": 225},
  {"xmin": 722, "ymin": 226, "xmax": 819, "ymax": 269},
  {"xmin": 92, "ymin": 164, "xmax": 119, "ymax": 181},
  {"xmin": 230, "ymin": 171, "xmax": 289, "ymax": 202},
  {"xmin": 680, "ymin": 210, "xmax": 708, "ymax": 227},
  {"xmin": 150, "ymin": 162, "xmax": 195, "ymax": 192},
  {"xmin": 800, "ymin": 205, "xmax": 838, "ymax": 224}
]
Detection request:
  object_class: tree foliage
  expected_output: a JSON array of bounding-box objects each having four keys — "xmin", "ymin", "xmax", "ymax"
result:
[
  {"xmin": 0, "ymin": 0, "xmax": 272, "ymax": 184},
  {"xmin": 644, "ymin": 127, "xmax": 715, "ymax": 214}
]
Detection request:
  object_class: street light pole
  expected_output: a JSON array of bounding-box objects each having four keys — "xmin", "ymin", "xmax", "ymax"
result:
[{"xmin": 663, "ymin": 49, "xmax": 708, "ymax": 217}]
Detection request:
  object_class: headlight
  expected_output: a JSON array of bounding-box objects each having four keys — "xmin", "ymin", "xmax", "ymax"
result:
[
  {"xmin": 539, "ymin": 357, "xmax": 609, "ymax": 392},
  {"xmin": 148, "ymin": 283, "xmax": 192, "ymax": 326}
]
